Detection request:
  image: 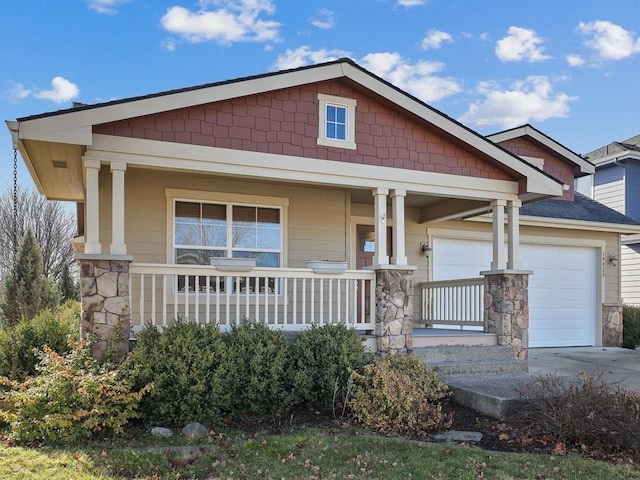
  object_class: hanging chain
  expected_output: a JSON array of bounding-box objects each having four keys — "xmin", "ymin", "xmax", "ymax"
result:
[{"xmin": 12, "ymin": 147, "xmax": 18, "ymax": 266}]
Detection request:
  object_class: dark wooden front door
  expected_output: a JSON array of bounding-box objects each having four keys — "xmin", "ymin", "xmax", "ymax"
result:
[{"xmin": 356, "ymin": 225, "xmax": 392, "ymax": 326}]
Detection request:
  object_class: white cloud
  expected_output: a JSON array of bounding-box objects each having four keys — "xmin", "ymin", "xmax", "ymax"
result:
[
  {"xmin": 273, "ymin": 46, "xmax": 350, "ymax": 70},
  {"xmin": 396, "ymin": 0, "xmax": 425, "ymax": 6},
  {"xmin": 87, "ymin": 0, "xmax": 128, "ymax": 14},
  {"xmin": 310, "ymin": 9, "xmax": 334, "ymax": 30},
  {"xmin": 459, "ymin": 76, "xmax": 576, "ymax": 129},
  {"xmin": 5, "ymin": 81, "xmax": 32, "ymax": 102},
  {"xmin": 421, "ymin": 29, "xmax": 453, "ymax": 50},
  {"xmin": 495, "ymin": 26, "xmax": 550, "ymax": 62},
  {"xmin": 360, "ymin": 52, "xmax": 461, "ymax": 103},
  {"xmin": 565, "ymin": 54, "xmax": 585, "ymax": 66},
  {"xmin": 578, "ymin": 20, "xmax": 640, "ymax": 60},
  {"xmin": 162, "ymin": 38, "xmax": 177, "ymax": 51},
  {"xmin": 161, "ymin": 0, "xmax": 280, "ymax": 45},
  {"xmin": 33, "ymin": 77, "xmax": 80, "ymax": 104}
]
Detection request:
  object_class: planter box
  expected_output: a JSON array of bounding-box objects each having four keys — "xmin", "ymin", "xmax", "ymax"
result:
[
  {"xmin": 210, "ymin": 257, "xmax": 256, "ymax": 272},
  {"xmin": 306, "ymin": 260, "xmax": 348, "ymax": 274}
]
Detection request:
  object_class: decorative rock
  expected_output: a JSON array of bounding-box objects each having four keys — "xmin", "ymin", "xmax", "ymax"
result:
[
  {"xmin": 432, "ymin": 430, "xmax": 483, "ymax": 444},
  {"xmin": 151, "ymin": 426, "xmax": 174, "ymax": 437},
  {"xmin": 182, "ymin": 422, "xmax": 209, "ymax": 439}
]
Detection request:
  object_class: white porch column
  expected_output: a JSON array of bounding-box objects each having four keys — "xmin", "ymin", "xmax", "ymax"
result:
[
  {"xmin": 490, "ymin": 199, "xmax": 506, "ymax": 270},
  {"xmin": 507, "ymin": 199, "xmax": 522, "ymax": 270},
  {"xmin": 373, "ymin": 188, "xmax": 389, "ymax": 266},
  {"xmin": 83, "ymin": 158, "xmax": 102, "ymax": 254},
  {"xmin": 110, "ymin": 161, "xmax": 127, "ymax": 255},
  {"xmin": 391, "ymin": 188, "xmax": 407, "ymax": 266}
]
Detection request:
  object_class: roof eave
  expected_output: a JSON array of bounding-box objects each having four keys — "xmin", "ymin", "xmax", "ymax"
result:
[{"xmin": 10, "ymin": 58, "xmax": 563, "ymax": 198}]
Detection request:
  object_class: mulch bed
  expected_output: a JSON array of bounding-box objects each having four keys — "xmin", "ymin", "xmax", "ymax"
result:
[{"xmin": 228, "ymin": 401, "xmax": 640, "ymax": 466}]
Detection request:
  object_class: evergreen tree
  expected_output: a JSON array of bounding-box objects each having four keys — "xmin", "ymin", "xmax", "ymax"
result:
[
  {"xmin": 0, "ymin": 229, "xmax": 60, "ymax": 325},
  {"xmin": 58, "ymin": 262, "xmax": 79, "ymax": 302}
]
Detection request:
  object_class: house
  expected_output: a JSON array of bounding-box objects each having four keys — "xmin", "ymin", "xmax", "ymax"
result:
[
  {"xmin": 585, "ymin": 135, "xmax": 640, "ymax": 305},
  {"xmin": 7, "ymin": 59, "xmax": 640, "ymax": 359}
]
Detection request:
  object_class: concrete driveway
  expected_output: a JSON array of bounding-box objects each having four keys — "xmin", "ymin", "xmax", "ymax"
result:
[{"xmin": 528, "ymin": 346, "xmax": 640, "ymax": 392}]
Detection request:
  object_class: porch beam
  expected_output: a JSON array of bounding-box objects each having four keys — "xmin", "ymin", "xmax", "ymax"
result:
[
  {"xmin": 491, "ymin": 199, "xmax": 506, "ymax": 270},
  {"xmin": 420, "ymin": 199, "xmax": 488, "ymax": 224},
  {"xmin": 373, "ymin": 188, "xmax": 389, "ymax": 266},
  {"xmin": 391, "ymin": 188, "xmax": 407, "ymax": 266},
  {"xmin": 83, "ymin": 158, "xmax": 101, "ymax": 254},
  {"xmin": 110, "ymin": 161, "xmax": 127, "ymax": 255},
  {"xmin": 507, "ymin": 199, "xmax": 522, "ymax": 270}
]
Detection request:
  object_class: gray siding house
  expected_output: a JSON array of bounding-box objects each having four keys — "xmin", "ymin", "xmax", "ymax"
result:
[{"xmin": 587, "ymin": 136, "xmax": 640, "ymax": 304}]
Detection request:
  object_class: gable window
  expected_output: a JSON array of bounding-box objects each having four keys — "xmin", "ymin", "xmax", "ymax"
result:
[
  {"xmin": 317, "ymin": 93, "xmax": 357, "ymax": 150},
  {"xmin": 174, "ymin": 201, "xmax": 282, "ymax": 268}
]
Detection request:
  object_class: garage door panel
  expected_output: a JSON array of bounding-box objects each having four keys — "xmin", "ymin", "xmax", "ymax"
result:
[{"xmin": 433, "ymin": 238, "xmax": 597, "ymax": 347}]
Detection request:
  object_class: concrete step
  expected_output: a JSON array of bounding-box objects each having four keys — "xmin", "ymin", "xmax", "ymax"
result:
[
  {"xmin": 413, "ymin": 344, "xmax": 519, "ymax": 363},
  {"xmin": 413, "ymin": 332, "xmax": 498, "ymax": 347},
  {"xmin": 413, "ymin": 345, "xmax": 528, "ymax": 376},
  {"xmin": 444, "ymin": 373, "xmax": 534, "ymax": 420}
]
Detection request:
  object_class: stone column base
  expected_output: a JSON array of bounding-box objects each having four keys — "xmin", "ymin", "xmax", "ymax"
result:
[
  {"xmin": 602, "ymin": 303, "xmax": 623, "ymax": 347},
  {"xmin": 79, "ymin": 256, "xmax": 132, "ymax": 359},
  {"xmin": 483, "ymin": 270, "xmax": 531, "ymax": 360},
  {"xmin": 373, "ymin": 267, "xmax": 415, "ymax": 355}
]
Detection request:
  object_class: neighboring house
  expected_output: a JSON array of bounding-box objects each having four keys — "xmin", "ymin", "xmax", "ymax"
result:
[
  {"xmin": 586, "ymin": 135, "xmax": 640, "ymax": 305},
  {"xmin": 7, "ymin": 59, "xmax": 640, "ymax": 359}
]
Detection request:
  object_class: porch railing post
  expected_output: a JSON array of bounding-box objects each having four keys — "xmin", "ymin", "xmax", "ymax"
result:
[
  {"xmin": 372, "ymin": 266, "xmax": 417, "ymax": 355},
  {"xmin": 482, "ymin": 270, "xmax": 532, "ymax": 360}
]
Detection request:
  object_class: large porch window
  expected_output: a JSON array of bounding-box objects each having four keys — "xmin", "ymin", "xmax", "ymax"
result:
[
  {"xmin": 174, "ymin": 201, "xmax": 282, "ymax": 267},
  {"xmin": 173, "ymin": 199, "xmax": 282, "ymax": 294}
]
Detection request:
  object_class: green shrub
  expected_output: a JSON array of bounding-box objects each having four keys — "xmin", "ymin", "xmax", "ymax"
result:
[
  {"xmin": 623, "ymin": 304, "xmax": 640, "ymax": 349},
  {"xmin": 0, "ymin": 301, "xmax": 80, "ymax": 380},
  {"xmin": 126, "ymin": 320, "xmax": 227, "ymax": 427},
  {"xmin": 350, "ymin": 354, "xmax": 452, "ymax": 436},
  {"xmin": 222, "ymin": 323, "xmax": 293, "ymax": 417},
  {"xmin": 0, "ymin": 341, "xmax": 150, "ymax": 444},
  {"xmin": 289, "ymin": 324, "xmax": 369, "ymax": 407}
]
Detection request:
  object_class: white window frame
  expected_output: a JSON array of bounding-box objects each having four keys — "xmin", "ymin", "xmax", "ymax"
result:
[
  {"xmin": 317, "ymin": 93, "xmax": 357, "ymax": 150},
  {"xmin": 166, "ymin": 189, "xmax": 289, "ymax": 266}
]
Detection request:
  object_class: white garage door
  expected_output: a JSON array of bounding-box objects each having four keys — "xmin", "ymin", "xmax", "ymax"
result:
[{"xmin": 432, "ymin": 238, "xmax": 597, "ymax": 347}]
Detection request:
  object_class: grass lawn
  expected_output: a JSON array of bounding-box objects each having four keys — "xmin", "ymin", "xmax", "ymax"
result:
[{"xmin": 1, "ymin": 427, "xmax": 639, "ymax": 479}]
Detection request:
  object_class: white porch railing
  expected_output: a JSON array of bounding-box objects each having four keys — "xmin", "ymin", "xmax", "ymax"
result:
[
  {"xmin": 418, "ymin": 277, "xmax": 485, "ymax": 330},
  {"xmin": 129, "ymin": 263, "xmax": 376, "ymax": 332}
]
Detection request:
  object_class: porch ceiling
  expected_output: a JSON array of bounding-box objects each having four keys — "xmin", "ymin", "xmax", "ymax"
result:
[{"xmin": 19, "ymin": 138, "xmax": 85, "ymax": 201}]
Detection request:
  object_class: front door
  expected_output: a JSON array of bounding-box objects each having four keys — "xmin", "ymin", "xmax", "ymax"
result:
[
  {"xmin": 356, "ymin": 225, "xmax": 392, "ymax": 326},
  {"xmin": 356, "ymin": 225, "xmax": 393, "ymax": 268}
]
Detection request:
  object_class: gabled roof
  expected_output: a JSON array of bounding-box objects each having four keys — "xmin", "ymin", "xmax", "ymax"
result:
[
  {"xmin": 487, "ymin": 124, "xmax": 594, "ymax": 176},
  {"xmin": 521, "ymin": 192, "xmax": 640, "ymax": 229},
  {"xmin": 8, "ymin": 58, "xmax": 563, "ymax": 201},
  {"xmin": 586, "ymin": 134, "xmax": 640, "ymax": 166}
]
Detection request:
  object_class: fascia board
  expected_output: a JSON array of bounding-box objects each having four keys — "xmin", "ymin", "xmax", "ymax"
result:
[
  {"xmin": 467, "ymin": 212, "xmax": 640, "ymax": 234},
  {"xmin": 518, "ymin": 215, "xmax": 640, "ymax": 234},
  {"xmin": 15, "ymin": 63, "xmax": 346, "ymax": 143},
  {"xmin": 340, "ymin": 63, "xmax": 563, "ymax": 196},
  {"xmin": 88, "ymin": 134, "xmax": 520, "ymax": 200},
  {"xmin": 593, "ymin": 151, "xmax": 640, "ymax": 167}
]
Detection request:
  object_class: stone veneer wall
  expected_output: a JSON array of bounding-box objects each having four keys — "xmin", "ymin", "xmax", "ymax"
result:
[
  {"xmin": 484, "ymin": 272, "xmax": 530, "ymax": 360},
  {"xmin": 602, "ymin": 303, "xmax": 624, "ymax": 347},
  {"xmin": 79, "ymin": 258, "xmax": 131, "ymax": 358},
  {"xmin": 375, "ymin": 268, "xmax": 414, "ymax": 355}
]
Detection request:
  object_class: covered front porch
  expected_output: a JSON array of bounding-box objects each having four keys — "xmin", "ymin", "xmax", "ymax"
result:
[{"xmin": 76, "ymin": 158, "xmax": 532, "ymax": 357}]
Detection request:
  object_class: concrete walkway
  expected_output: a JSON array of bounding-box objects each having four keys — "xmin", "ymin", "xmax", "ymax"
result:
[
  {"xmin": 445, "ymin": 346, "xmax": 640, "ymax": 419},
  {"xmin": 529, "ymin": 346, "xmax": 640, "ymax": 391}
]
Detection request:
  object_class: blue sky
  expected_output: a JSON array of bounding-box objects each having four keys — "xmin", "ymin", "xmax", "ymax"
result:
[{"xmin": 3, "ymin": 0, "xmax": 640, "ymax": 192}]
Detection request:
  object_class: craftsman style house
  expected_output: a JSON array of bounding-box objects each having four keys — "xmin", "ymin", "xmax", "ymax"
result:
[{"xmin": 7, "ymin": 59, "xmax": 639, "ymax": 358}]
